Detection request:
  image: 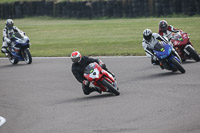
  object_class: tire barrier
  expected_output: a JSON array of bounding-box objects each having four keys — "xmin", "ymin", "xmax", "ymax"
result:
[
  {"xmin": 195, "ymin": 0, "xmax": 200, "ymax": 14},
  {"xmin": 0, "ymin": 0, "xmax": 199, "ymax": 19}
]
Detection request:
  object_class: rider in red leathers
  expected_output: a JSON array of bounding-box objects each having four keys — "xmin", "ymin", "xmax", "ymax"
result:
[
  {"xmin": 158, "ymin": 20, "xmax": 180, "ymax": 41},
  {"xmin": 158, "ymin": 20, "xmax": 183, "ymax": 62}
]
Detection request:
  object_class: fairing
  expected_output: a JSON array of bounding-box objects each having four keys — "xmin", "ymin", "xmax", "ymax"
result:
[
  {"xmin": 84, "ymin": 62, "xmax": 116, "ymax": 92},
  {"xmin": 154, "ymin": 43, "xmax": 172, "ymax": 60},
  {"xmin": 9, "ymin": 32, "xmax": 30, "ymax": 61},
  {"xmin": 171, "ymin": 31, "xmax": 189, "ymax": 47}
]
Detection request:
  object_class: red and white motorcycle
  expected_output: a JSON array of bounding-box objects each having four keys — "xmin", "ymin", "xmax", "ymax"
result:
[
  {"xmin": 84, "ymin": 62, "xmax": 120, "ymax": 96},
  {"xmin": 170, "ymin": 30, "xmax": 200, "ymax": 62}
]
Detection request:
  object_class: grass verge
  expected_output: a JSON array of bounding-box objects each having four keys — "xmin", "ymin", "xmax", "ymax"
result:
[{"xmin": 0, "ymin": 17, "xmax": 200, "ymax": 57}]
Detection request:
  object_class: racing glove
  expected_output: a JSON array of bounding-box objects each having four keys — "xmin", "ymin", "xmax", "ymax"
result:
[
  {"xmin": 174, "ymin": 30, "xmax": 180, "ymax": 33},
  {"xmin": 5, "ymin": 37, "xmax": 11, "ymax": 44},
  {"xmin": 82, "ymin": 80, "xmax": 89, "ymax": 86},
  {"xmin": 99, "ymin": 60, "xmax": 105, "ymax": 68}
]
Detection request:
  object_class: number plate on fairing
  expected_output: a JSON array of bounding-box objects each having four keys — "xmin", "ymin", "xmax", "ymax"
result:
[{"xmin": 89, "ymin": 68, "xmax": 99, "ymax": 79}]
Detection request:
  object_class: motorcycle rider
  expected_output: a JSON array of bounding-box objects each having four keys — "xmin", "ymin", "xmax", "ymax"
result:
[
  {"xmin": 142, "ymin": 29, "xmax": 168, "ymax": 65},
  {"xmin": 1, "ymin": 19, "xmax": 25, "ymax": 56},
  {"xmin": 71, "ymin": 51, "xmax": 115, "ymax": 95},
  {"xmin": 158, "ymin": 20, "xmax": 180, "ymax": 40}
]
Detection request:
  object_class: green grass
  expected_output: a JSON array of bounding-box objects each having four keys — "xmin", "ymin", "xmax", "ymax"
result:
[{"xmin": 0, "ymin": 17, "xmax": 200, "ymax": 57}]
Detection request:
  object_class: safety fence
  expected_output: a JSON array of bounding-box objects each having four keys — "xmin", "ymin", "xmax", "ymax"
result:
[{"xmin": 0, "ymin": 0, "xmax": 200, "ymax": 19}]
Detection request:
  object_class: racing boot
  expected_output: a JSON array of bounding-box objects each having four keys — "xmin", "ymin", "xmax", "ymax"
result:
[
  {"xmin": 91, "ymin": 87, "xmax": 102, "ymax": 94},
  {"xmin": 1, "ymin": 47, "xmax": 7, "ymax": 53},
  {"xmin": 159, "ymin": 62, "xmax": 164, "ymax": 69},
  {"xmin": 151, "ymin": 58, "xmax": 159, "ymax": 65},
  {"xmin": 1, "ymin": 47, "xmax": 8, "ymax": 57},
  {"xmin": 82, "ymin": 85, "xmax": 101, "ymax": 95}
]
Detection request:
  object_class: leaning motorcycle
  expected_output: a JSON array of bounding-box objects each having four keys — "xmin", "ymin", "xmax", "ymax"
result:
[
  {"xmin": 84, "ymin": 62, "xmax": 120, "ymax": 96},
  {"xmin": 170, "ymin": 30, "xmax": 200, "ymax": 62},
  {"xmin": 7, "ymin": 31, "xmax": 32, "ymax": 64},
  {"xmin": 151, "ymin": 41, "xmax": 185, "ymax": 73}
]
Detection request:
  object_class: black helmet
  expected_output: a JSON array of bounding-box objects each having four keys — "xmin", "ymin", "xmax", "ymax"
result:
[
  {"xmin": 159, "ymin": 20, "xmax": 168, "ymax": 32},
  {"xmin": 143, "ymin": 29, "xmax": 152, "ymax": 42},
  {"xmin": 6, "ymin": 19, "xmax": 14, "ymax": 30}
]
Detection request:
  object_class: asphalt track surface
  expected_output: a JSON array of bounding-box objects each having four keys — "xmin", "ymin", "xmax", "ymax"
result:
[{"xmin": 0, "ymin": 56, "xmax": 200, "ymax": 133}]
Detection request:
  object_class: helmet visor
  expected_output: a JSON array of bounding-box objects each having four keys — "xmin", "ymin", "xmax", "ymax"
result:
[
  {"xmin": 71, "ymin": 57, "xmax": 81, "ymax": 63},
  {"xmin": 144, "ymin": 34, "xmax": 152, "ymax": 42},
  {"xmin": 160, "ymin": 25, "xmax": 167, "ymax": 32},
  {"xmin": 7, "ymin": 23, "xmax": 13, "ymax": 30}
]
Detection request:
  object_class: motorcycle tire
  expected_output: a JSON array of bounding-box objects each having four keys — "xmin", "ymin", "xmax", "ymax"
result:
[
  {"xmin": 171, "ymin": 57, "xmax": 185, "ymax": 73},
  {"xmin": 9, "ymin": 56, "xmax": 18, "ymax": 64},
  {"xmin": 101, "ymin": 79, "xmax": 120, "ymax": 96},
  {"xmin": 23, "ymin": 49, "xmax": 32, "ymax": 64},
  {"xmin": 185, "ymin": 46, "xmax": 200, "ymax": 62}
]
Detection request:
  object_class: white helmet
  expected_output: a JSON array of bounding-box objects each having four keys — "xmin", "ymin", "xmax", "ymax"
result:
[
  {"xmin": 143, "ymin": 29, "xmax": 152, "ymax": 42},
  {"xmin": 6, "ymin": 19, "xmax": 14, "ymax": 30},
  {"xmin": 71, "ymin": 51, "xmax": 82, "ymax": 63}
]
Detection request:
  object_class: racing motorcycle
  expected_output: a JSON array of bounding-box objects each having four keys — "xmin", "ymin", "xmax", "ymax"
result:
[
  {"xmin": 170, "ymin": 30, "xmax": 200, "ymax": 62},
  {"xmin": 149, "ymin": 41, "xmax": 185, "ymax": 73},
  {"xmin": 7, "ymin": 31, "xmax": 32, "ymax": 64},
  {"xmin": 84, "ymin": 62, "xmax": 120, "ymax": 96}
]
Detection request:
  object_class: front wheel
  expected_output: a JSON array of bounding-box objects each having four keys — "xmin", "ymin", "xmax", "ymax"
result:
[
  {"xmin": 9, "ymin": 55, "xmax": 18, "ymax": 65},
  {"xmin": 185, "ymin": 45, "xmax": 200, "ymax": 62},
  {"xmin": 101, "ymin": 79, "xmax": 120, "ymax": 96},
  {"xmin": 23, "ymin": 49, "xmax": 32, "ymax": 64},
  {"xmin": 171, "ymin": 57, "xmax": 185, "ymax": 73}
]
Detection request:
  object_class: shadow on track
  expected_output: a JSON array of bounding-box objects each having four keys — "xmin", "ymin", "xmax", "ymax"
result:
[
  {"xmin": 0, "ymin": 64, "xmax": 27, "ymax": 69},
  {"xmin": 119, "ymin": 71, "xmax": 182, "ymax": 85},
  {"xmin": 149, "ymin": 71, "xmax": 182, "ymax": 77},
  {"xmin": 136, "ymin": 71, "xmax": 183, "ymax": 81},
  {"xmin": 182, "ymin": 60, "xmax": 197, "ymax": 65},
  {"xmin": 51, "ymin": 93, "xmax": 116, "ymax": 106}
]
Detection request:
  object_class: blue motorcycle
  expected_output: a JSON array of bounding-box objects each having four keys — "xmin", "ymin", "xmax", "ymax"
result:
[
  {"xmin": 153, "ymin": 42, "xmax": 185, "ymax": 73},
  {"xmin": 7, "ymin": 32, "xmax": 32, "ymax": 64}
]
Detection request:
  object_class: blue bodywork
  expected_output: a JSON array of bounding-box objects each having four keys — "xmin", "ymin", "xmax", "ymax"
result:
[
  {"xmin": 154, "ymin": 44, "xmax": 172, "ymax": 60},
  {"xmin": 10, "ymin": 35, "xmax": 30, "ymax": 61},
  {"xmin": 153, "ymin": 43, "xmax": 181, "ymax": 69}
]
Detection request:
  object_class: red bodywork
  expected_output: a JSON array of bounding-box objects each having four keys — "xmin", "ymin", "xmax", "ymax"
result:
[
  {"xmin": 171, "ymin": 30, "xmax": 193, "ymax": 59},
  {"xmin": 84, "ymin": 62, "xmax": 115, "ymax": 92}
]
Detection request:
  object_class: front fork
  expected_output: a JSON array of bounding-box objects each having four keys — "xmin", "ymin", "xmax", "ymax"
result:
[
  {"xmin": 21, "ymin": 49, "xmax": 26, "ymax": 58},
  {"xmin": 172, "ymin": 48, "xmax": 182, "ymax": 63}
]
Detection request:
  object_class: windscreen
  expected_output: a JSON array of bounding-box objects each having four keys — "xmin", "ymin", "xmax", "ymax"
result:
[
  {"xmin": 172, "ymin": 33, "xmax": 181, "ymax": 40},
  {"xmin": 14, "ymin": 32, "xmax": 23, "ymax": 39},
  {"xmin": 84, "ymin": 63, "xmax": 95, "ymax": 74},
  {"xmin": 154, "ymin": 42, "xmax": 165, "ymax": 52}
]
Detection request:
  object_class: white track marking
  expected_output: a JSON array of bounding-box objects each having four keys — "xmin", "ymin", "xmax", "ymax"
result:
[{"xmin": 0, "ymin": 116, "xmax": 6, "ymax": 127}]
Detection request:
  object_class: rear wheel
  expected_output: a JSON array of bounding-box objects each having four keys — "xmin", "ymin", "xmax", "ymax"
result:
[
  {"xmin": 23, "ymin": 49, "xmax": 32, "ymax": 64},
  {"xmin": 185, "ymin": 45, "xmax": 200, "ymax": 62},
  {"xmin": 101, "ymin": 79, "xmax": 120, "ymax": 96},
  {"xmin": 171, "ymin": 57, "xmax": 185, "ymax": 73}
]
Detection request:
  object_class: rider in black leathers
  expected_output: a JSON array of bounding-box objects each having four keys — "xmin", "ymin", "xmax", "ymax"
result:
[{"xmin": 71, "ymin": 51, "xmax": 114, "ymax": 95}]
